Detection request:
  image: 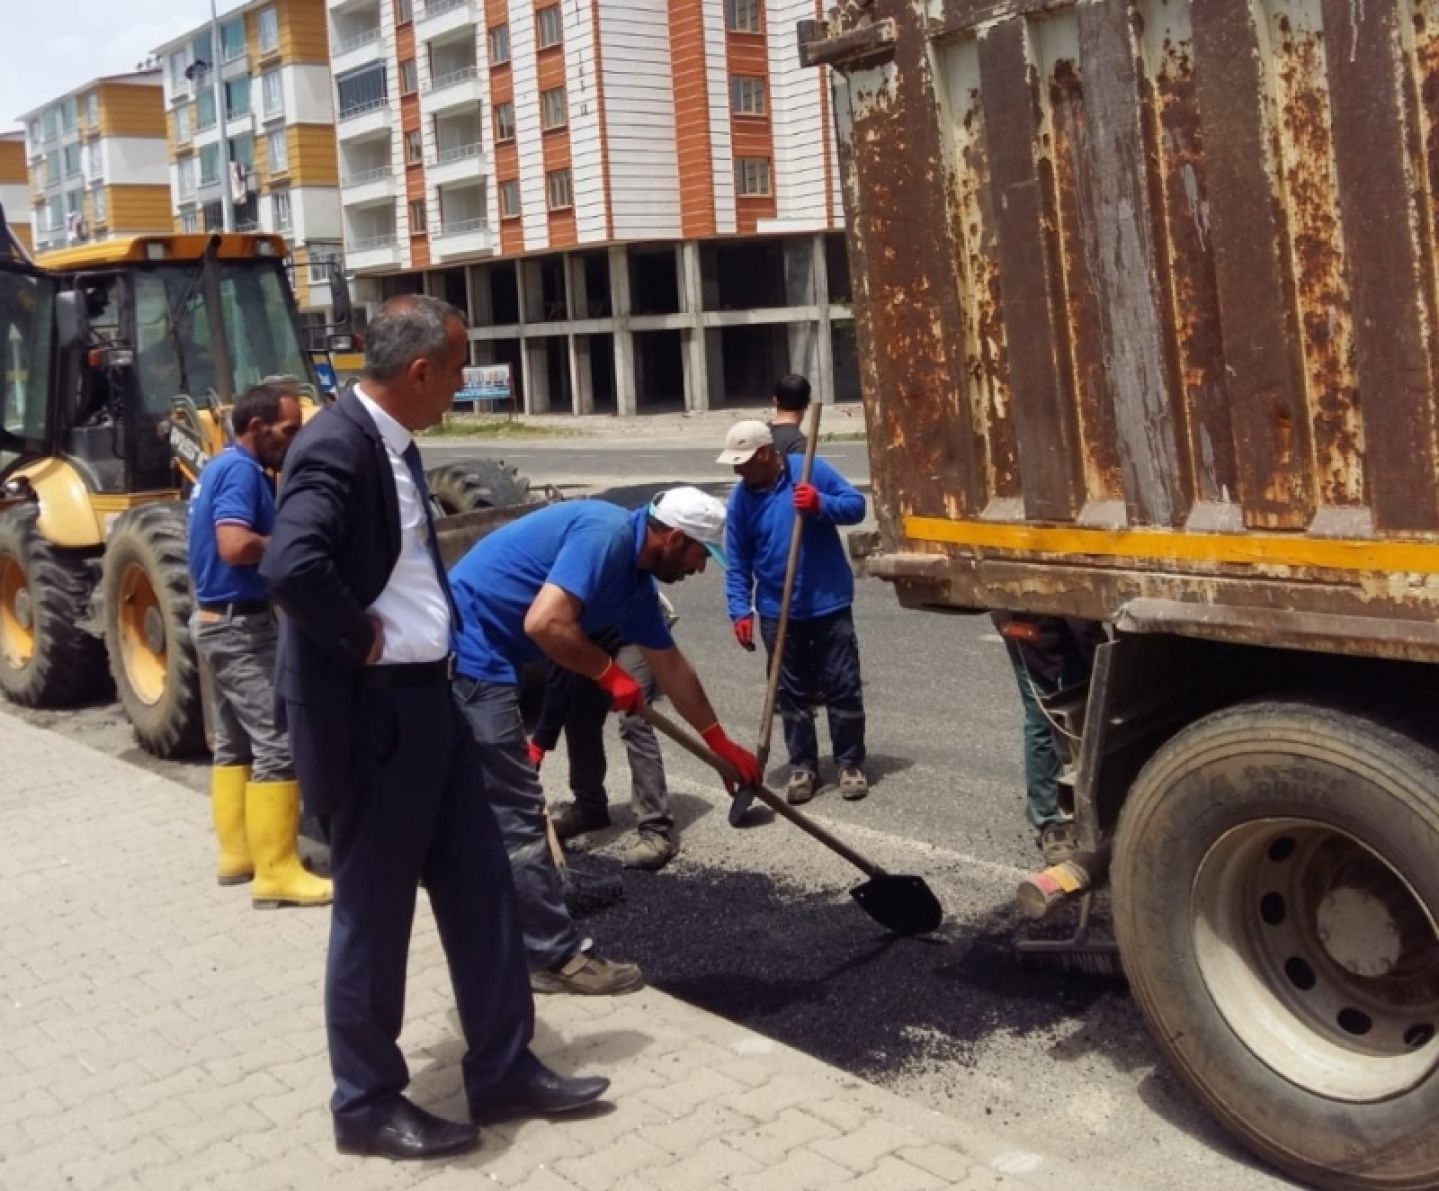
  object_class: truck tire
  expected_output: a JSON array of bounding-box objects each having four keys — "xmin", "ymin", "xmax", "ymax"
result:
[
  {"xmin": 1112, "ymin": 698, "xmax": 1439, "ymax": 1189},
  {"xmin": 100, "ymin": 503, "xmax": 205, "ymax": 758},
  {"xmin": 0, "ymin": 503, "xmax": 107, "ymax": 706},
  {"xmin": 426, "ymin": 459, "xmax": 531, "ymax": 515}
]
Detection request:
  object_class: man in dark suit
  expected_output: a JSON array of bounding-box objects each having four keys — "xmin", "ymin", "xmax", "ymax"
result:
[{"xmin": 261, "ymin": 295, "xmax": 608, "ymax": 1162}]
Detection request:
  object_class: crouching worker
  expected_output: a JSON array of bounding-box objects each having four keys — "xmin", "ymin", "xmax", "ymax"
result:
[{"xmin": 187, "ymin": 383, "xmax": 332, "ymax": 908}]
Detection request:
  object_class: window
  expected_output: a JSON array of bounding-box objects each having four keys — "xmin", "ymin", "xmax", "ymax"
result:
[
  {"xmin": 409, "ymin": 198, "xmax": 428, "ymax": 234},
  {"xmin": 395, "ymin": 0, "xmax": 413, "ymax": 22},
  {"xmin": 170, "ymin": 50, "xmax": 191, "ymax": 96},
  {"xmin": 262, "ymin": 70, "xmax": 284, "ymax": 118},
  {"xmin": 726, "ymin": 0, "xmax": 761, "ymax": 31},
  {"xmin": 546, "ymin": 168, "xmax": 572, "ymax": 210},
  {"xmin": 85, "ymin": 92, "xmax": 99, "ymax": 127},
  {"xmin": 178, "ymin": 157, "xmax": 196, "ymax": 198},
  {"xmin": 735, "ymin": 156, "xmax": 771, "ymax": 196},
  {"xmin": 230, "ymin": 132, "xmax": 255, "ymax": 170},
  {"xmin": 488, "ymin": 24, "xmax": 510, "ymax": 64},
  {"xmin": 199, "ymin": 143, "xmax": 221, "ymax": 185},
  {"xmin": 272, "ymin": 190, "xmax": 292, "ymax": 231},
  {"xmin": 494, "ymin": 101, "xmax": 515, "ymax": 142},
  {"xmin": 221, "ymin": 19, "xmax": 247, "ymax": 61},
  {"xmin": 61, "ymin": 98, "xmax": 77, "ymax": 134},
  {"xmin": 43, "ymin": 153, "xmax": 59, "ymax": 187},
  {"xmin": 730, "ymin": 75, "xmax": 765, "ymax": 115},
  {"xmin": 66, "ymin": 190, "xmax": 82, "ymax": 216},
  {"xmin": 197, "ymin": 90, "xmax": 217, "ymax": 130},
  {"xmin": 225, "ymin": 77, "xmax": 252, "ymax": 119},
  {"xmin": 45, "ymin": 198, "xmax": 61, "ymax": 233},
  {"xmin": 405, "ymin": 129, "xmax": 423, "ymax": 163},
  {"xmin": 336, "ymin": 63, "xmax": 387, "ymax": 117},
  {"xmin": 499, "ymin": 179, "xmax": 520, "ymax": 219},
  {"xmin": 63, "ymin": 145, "xmax": 80, "ymax": 177},
  {"xmin": 93, "ymin": 188, "xmax": 106, "ymax": 221},
  {"xmin": 202, "ymin": 199, "xmax": 224, "ymax": 231},
  {"xmin": 308, "ymin": 242, "xmax": 342, "ymax": 282},
  {"xmin": 181, "ymin": 210, "xmax": 199, "ymax": 233},
  {"xmin": 399, "ymin": 59, "xmax": 417, "ymax": 95},
  {"xmin": 176, "ymin": 103, "xmax": 193, "ymax": 142},
  {"xmin": 41, "ymin": 108, "xmax": 59, "ymax": 141},
  {"xmin": 258, "ymin": 5, "xmax": 280, "ymax": 53},
  {"xmin": 541, "ymin": 87, "xmax": 567, "ymax": 130},
  {"xmin": 536, "ymin": 6, "xmax": 562, "ymax": 48},
  {"xmin": 267, "ymin": 128, "xmax": 289, "ymax": 174}
]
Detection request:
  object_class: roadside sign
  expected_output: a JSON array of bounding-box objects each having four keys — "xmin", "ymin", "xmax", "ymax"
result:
[{"xmin": 455, "ymin": 363, "xmax": 513, "ymax": 413}]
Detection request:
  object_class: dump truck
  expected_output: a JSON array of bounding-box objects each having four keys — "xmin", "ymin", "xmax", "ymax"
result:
[{"xmin": 801, "ymin": 0, "xmax": 1439, "ymax": 1185}]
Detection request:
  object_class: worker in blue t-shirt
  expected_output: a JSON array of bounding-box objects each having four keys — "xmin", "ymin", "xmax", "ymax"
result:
[
  {"xmin": 448, "ymin": 486, "xmax": 763, "ymax": 997},
  {"xmin": 188, "ymin": 383, "xmax": 331, "ymax": 909},
  {"xmin": 719, "ymin": 420, "xmax": 869, "ymax": 806}
]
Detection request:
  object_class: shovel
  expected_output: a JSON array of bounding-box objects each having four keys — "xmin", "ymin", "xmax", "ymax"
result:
[
  {"xmin": 639, "ymin": 705, "xmax": 943, "ymax": 937},
  {"xmin": 731, "ymin": 402, "xmax": 823, "ymax": 827}
]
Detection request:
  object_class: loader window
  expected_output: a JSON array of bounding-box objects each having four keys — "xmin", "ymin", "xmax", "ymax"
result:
[
  {"xmin": 0, "ymin": 269, "xmax": 54, "ymax": 448},
  {"xmin": 132, "ymin": 267, "xmax": 217, "ymax": 412},
  {"xmin": 217, "ymin": 263, "xmax": 308, "ymax": 389}
]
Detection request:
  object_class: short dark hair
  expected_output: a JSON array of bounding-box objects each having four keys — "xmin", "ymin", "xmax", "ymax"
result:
[
  {"xmin": 363, "ymin": 294, "xmax": 468, "ymax": 382},
  {"xmin": 773, "ymin": 374, "xmax": 811, "ymax": 411},
  {"xmin": 230, "ymin": 384, "xmax": 292, "ymax": 436}
]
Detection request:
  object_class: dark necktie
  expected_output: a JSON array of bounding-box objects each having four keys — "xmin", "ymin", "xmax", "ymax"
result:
[{"xmin": 401, "ymin": 442, "xmax": 462, "ymax": 632}]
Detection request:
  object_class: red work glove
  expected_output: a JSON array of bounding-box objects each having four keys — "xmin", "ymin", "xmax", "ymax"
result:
[
  {"xmin": 526, "ymin": 740, "xmax": 546, "ymax": 771},
  {"xmin": 595, "ymin": 659, "xmax": 645, "ymax": 714},
  {"xmin": 733, "ymin": 615, "xmax": 756, "ymax": 651},
  {"xmin": 794, "ymin": 483, "xmax": 822, "ymax": 516},
  {"xmin": 701, "ymin": 724, "xmax": 763, "ymax": 790}
]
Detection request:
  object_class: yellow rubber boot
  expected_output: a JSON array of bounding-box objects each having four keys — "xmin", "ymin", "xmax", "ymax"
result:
[
  {"xmin": 246, "ymin": 779, "xmax": 333, "ymax": 909},
  {"xmin": 212, "ymin": 765, "xmax": 253, "ymax": 886}
]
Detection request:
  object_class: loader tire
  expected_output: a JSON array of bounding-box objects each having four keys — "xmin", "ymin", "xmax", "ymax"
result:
[
  {"xmin": 426, "ymin": 459, "xmax": 531, "ymax": 515},
  {"xmin": 0, "ymin": 503, "xmax": 107, "ymax": 706},
  {"xmin": 1112, "ymin": 698, "xmax": 1439, "ymax": 1189},
  {"xmin": 101, "ymin": 503, "xmax": 205, "ymax": 758}
]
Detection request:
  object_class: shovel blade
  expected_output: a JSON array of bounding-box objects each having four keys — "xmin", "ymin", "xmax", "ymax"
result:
[{"xmin": 850, "ymin": 872, "xmax": 943, "ymax": 936}]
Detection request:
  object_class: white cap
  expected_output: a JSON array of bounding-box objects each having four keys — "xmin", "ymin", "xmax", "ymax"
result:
[
  {"xmin": 715, "ymin": 419, "xmax": 773, "ymax": 465},
  {"xmin": 649, "ymin": 485, "xmax": 728, "ymax": 566}
]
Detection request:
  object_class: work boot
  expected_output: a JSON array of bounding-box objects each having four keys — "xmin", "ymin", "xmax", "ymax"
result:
[
  {"xmin": 531, "ymin": 950, "xmax": 645, "ymax": 996},
  {"xmin": 551, "ymin": 802, "xmax": 611, "ymax": 841},
  {"xmin": 246, "ymin": 779, "xmax": 334, "ymax": 909},
  {"xmin": 622, "ymin": 831, "xmax": 677, "ymax": 872},
  {"xmin": 212, "ymin": 764, "xmax": 253, "ymax": 885},
  {"xmin": 838, "ymin": 767, "xmax": 869, "ymax": 801},
  {"xmin": 786, "ymin": 770, "xmax": 818, "ymax": 805},
  {"xmin": 1039, "ymin": 819, "xmax": 1079, "ymax": 866}
]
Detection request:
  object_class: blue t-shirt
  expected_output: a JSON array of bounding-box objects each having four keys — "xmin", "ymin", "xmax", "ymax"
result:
[
  {"xmin": 450, "ymin": 501, "xmax": 675, "ymax": 684},
  {"xmin": 187, "ymin": 444, "xmax": 275, "ymax": 604}
]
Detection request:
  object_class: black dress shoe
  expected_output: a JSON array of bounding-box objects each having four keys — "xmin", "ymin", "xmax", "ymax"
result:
[
  {"xmin": 335, "ymin": 1096, "xmax": 480, "ymax": 1161},
  {"xmin": 469, "ymin": 1059, "xmax": 611, "ymax": 1120}
]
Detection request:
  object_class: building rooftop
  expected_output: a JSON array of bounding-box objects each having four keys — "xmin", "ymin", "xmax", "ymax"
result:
[{"xmin": 15, "ymin": 70, "xmax": 164, "ymax": 124}]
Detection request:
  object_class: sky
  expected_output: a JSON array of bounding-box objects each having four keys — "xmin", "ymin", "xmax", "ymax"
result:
[{"xmin": 0, "ymin": 0, "xmax": 226, "ymax": 130}]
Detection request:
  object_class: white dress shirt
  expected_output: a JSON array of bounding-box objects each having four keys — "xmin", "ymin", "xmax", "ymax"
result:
[{"xmin": 354, "ymin": 387, "xmax": 452, "ymax": 664}]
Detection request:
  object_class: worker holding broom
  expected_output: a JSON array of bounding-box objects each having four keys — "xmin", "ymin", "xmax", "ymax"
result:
[{"xmin": 448, "ymin": 486, "xmax": 764, "ymax": 994}]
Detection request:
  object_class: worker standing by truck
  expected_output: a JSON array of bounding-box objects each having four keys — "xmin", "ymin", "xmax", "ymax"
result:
[
  {"xmin": 767, "ymin": 374, "xmax": 812, "ymax": 456},
  {"xmin": 448, "ymin": 487, "xmax": 764, "ymax": 993},
  {"xmin": 719, "ymin": 421, "xmax": 869, "ymax": 804},
  {"xmin": 187, "ymin": 382, "xmax": 332, "ymax": 909}
]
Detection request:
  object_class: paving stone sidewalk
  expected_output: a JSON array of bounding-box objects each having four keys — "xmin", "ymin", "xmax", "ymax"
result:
[{"xmin": 0, "ymin": 713, "xmax": 1075, "ymax": 1191}]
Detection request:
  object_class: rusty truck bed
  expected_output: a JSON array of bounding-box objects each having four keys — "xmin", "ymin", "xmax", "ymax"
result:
[{"xmin": 802, "ymin": 0, "xmax": 1439, "ymax": 661}]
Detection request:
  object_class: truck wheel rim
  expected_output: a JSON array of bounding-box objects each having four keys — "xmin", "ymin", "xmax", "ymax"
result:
[
  {"xmin": 1193, "ymin": 818, "xmax": 1439, "ymax": 1101},
  {"xmin": 117, "ymin": 562, "xmax": 167, "ymax": 705},
  {"xmin": 0, "ymin": 554, "xmax": 34, "ymax": 669}
]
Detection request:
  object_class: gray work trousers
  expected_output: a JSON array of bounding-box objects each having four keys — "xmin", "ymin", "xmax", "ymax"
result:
[
  {"xmin": 190, "ymin": 609, "xmax": 292, "ymax": 782},
  {"xmin": 567, "ymin": 645, "xmax": 672, "ymax": 835},
  {"xmin": 453, "ymin": 675, "xmax": 581, "ymax": 972}
]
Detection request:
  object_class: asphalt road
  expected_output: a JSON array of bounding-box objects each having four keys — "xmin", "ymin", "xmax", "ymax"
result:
[{"xmin": 10, "ymin": 441, "xmax": 1295, "ymax": 1191}]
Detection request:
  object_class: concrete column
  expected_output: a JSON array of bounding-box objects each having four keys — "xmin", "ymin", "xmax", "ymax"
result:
[
  {"xmin": 467, "ymin": 264, "xmax": 493, "ymax": 325},
  {"xmin": 784, "ymin": 235, "xmax": 819, "ymax": 386},
  {"xmin": 515, "ymin": 257, "xmax": 541, "ymax": 413},
  {"xmin": 609, "ymin": 243, "xmax": 637, "ymax": 416},
  {"xmin": 680, "ymin": 240, "xmax": 711, "ymax": 412},
  {"xmin": 812, "ymin": 233, "xmax": 834, "ymax": 404},
  {"xmin": 565, "ymin": 252, "xmax": 593, "ymax": 415}
]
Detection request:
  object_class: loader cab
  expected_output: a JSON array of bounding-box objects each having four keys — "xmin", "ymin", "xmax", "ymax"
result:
[
  {"xmin": 40, "ymin": 234, "xmax": 320, "ymax": 495},
  {"xmin": 0, "ymin": 259, "xmax": 59, "ymax": 484}
]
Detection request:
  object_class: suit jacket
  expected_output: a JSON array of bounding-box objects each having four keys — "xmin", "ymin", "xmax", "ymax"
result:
[{"xmin": 260, "ymin": 390, "xmax": 402, "ymax": 813}]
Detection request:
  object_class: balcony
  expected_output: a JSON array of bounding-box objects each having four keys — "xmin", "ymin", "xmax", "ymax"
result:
[
  {"xmin": 428, "ymin": 141, "xmax": 485, "ymax": 185},
  {"xmin": 416, "ymin": 0, "xmax": 476, "ymax": 40},
  {"xmin": 337, "ymin": 97, "xmax": 392, "ymax": 140},
  {"xmin": 347, "ymin": 231, "xmax": 401, "ymax": 272},
  {"xmin": 422, "ymin": 66, "xmax": 482, "ymax": 113},
  {"xmin": 431, "ymin": 216, "xmax": 492, "ymax": 261},
  {"xmin": 341, "ymin": 165, "xmax": 396, "ymax": 206},
  {"xmin": 331, "ymin": 26, "xmax": 383, "ymax": 72}
]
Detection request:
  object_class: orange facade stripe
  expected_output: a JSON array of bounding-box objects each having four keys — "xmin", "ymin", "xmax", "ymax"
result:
[
  {"xmin": 396, "ymin": 17, "xmax": 430, "ymax": 268},
  {"xmin": 589, "ymin": 0, "xmax": 614, "ymax": 239},
  {"xmin": 536, "ymin": 7, "xmax": 574, "ymax": 250},
  {"xmin": 726, "ymin": 34, "xmax": 775, "ymax": 231},
  {"xmin": 669, "ymin": 0, "xmax": 715, "ymax": 237}
]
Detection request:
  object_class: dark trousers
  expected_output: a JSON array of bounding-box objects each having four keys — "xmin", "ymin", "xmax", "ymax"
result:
[
  {"xmin": 1002, "ymin": 643, "xmax": 1064, "ymax": 828},
  {"xmin": 453, "ymin": 677, "xmax": 581, "ymax": 972},
  {"xmin": 296, "ymin": 684, "xmax": 534, "ymax": 1125},
  {"xmin": 760, "ymin": 607, "xmax": 866, "ymax": 774}
]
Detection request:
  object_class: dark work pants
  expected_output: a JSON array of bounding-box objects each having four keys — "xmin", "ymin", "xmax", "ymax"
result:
[
  {"xmin": 1002, "ymin": 642, "xmax": 1064, "ymax": 828},
  {"xmin": 297, "ymin": 684, "xmax": 534, "ymax": 1125},
  {"xmin": 760, "ymin": 607, "xmax": 866, "ymax": 775},
  {"xmin": 453, "ymin": 677, "xmax": 581, "ymax": 972}
]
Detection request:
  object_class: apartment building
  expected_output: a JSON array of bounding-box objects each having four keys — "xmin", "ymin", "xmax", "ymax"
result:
[
  {"xmin": 155, "ymin": 0, "xmax": 344, "ymax": 331},
  {"xmin": 0, "ymin": 134, "xmax": 32, "ymax": 253},
  {"xmin": 18, "ymin": 73, "xmax": 170, "ymax": 256},
  {"xmin": 328, "ymin": 0, "xmax": 853, "ymax": 413}
]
